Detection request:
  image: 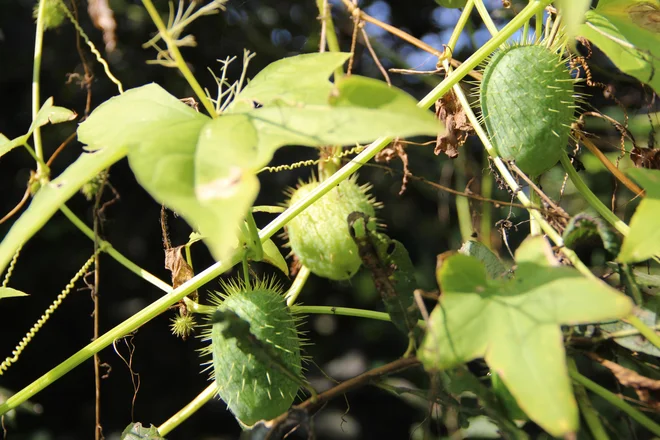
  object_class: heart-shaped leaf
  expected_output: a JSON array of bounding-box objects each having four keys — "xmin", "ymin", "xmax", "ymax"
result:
[{"xmin": 419, "ymin": 236, "xmax": 633, "ymax": 436}]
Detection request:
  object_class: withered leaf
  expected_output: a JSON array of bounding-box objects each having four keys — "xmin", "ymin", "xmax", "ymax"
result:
[
  {"xmin": 434, "ymin": 90, "xmax": 473, "ymax": 158},
  {"xmin": 631, "ymin": 145, "xmax": 660, "ymax": 170},
  {"xmin": 590, "ymin": 353, "xmax": 660, "ymax": 410},
  {"xmin": 164, "ymin": 245, "xmax": 197, "ymax": 300},
  {"xmin": 375, "ymin": 139, "xmax": 411, "ymax": 195}
]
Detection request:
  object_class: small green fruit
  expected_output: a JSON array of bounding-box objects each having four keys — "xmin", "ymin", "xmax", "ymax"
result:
[
  {"xmin": 285, "ymin": 175, "xmax": 378, "ymax": 280},
  {"xmin": 201, "ymin": 280, "xmax": 303, "ymax": 428},
  {"xmin": 480, "ymin": 44, "xmax": 577, "ymax": 176}
]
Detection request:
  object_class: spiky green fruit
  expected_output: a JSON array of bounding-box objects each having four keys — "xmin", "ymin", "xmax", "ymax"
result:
[
  {"xmin": 480, "ymin": 44, "xmax": 577, "ymax": 176},
  {"xmin": 202, "ymin": 280, "xmax": 303, "ymax": 428},
  {"xmin": 285, "ymin": 175, "xmax": 377, "ymax": 280}
]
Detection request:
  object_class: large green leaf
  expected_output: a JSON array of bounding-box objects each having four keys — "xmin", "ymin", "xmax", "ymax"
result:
[
  {"xmin": 419, "ymin": 236, "xmax": 633, "ymax": 437},
  {"xmin": 74, "ymin": 55, "xmax": 441, "ymax": 266},
  {"xmin": 618, "ymin": 168, "xmax": 660, "ymax": 263},
  {"xmin": 229, "ymin": 52, "xmax": 350, "ymax": 111},
  {"xmin": 0, "ymin": 97, "xmax": 76, "ymax": 159},
  {"xmin": 555, "ymin": 0, "xmax": 591, "ymax": 48},
  {"xmin": 577, "ymin": 0, "xmax": 660, "ymax": 94}
]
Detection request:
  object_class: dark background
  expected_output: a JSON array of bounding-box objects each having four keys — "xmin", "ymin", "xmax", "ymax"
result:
[{"xmin": 0, "ymin": 0, "xmax": 655, "ymax": 439}]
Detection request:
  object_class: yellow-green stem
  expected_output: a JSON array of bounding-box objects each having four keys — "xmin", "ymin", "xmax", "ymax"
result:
[
  {"xmin": 474, "ymin": 0, "xmax": 499, "ymax": 37},
  {"xmin": 286, "ymin": 265, "xmax": 311, "ymax": 306},
  {"xmin": 480, "ymin": 151, "xmax": 493, "ymax": 248},
  {"xmin": 626, "ymin": 314, "xmax": 660, "ymax": 350},
  {"xmin": 158, "ymin": 383, "xmax": 215, "ymax": 435},
  {"xmin": 569, "ymin": 358, "xmax": 610, "ymax": 440},
  {"xmin": 559, "ymin": 152, "xmax": 630, "ymax": 236},
  {"xmin": 32, "ymin": 0, "xmax": 46, "ymax": 178},
  {"xmin": 316, "ymin": 0, "xmax": 343, "ymax": 79},
  {"xmin": 569, "ymin": 364, "xmax": 660, "ymax": 436},
  {"xmin": 141, "ymin": 0, "xmax": 217, "ymax": 117}
]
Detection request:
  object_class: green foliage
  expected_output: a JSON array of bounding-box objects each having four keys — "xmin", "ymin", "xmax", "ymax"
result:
[
  {"xmin": 347, "ymin": 212, "xmax": 420, "ymax": 338},
  {"xmin": 418, "ymin": 236, "xmax": 633, "ymax": 436},
  {"xmin": 0, "ymin": 97, "xmax": 75, "ymax": 159},
  {"xmin": 578, "ymin": 0, "xmax": 660, "ymax": 94},
  {"xmin": 618, "ymin": 168, "xmax": 660, "ymax": 262},
  {"xmin": 120, "ymin": 423, "xmax": 164, "ymax": 440}
]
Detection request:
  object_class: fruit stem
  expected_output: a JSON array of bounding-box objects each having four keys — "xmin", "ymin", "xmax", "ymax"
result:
[
  {"xmin": 529, "ymin": 176, "xmax": 542, "ymax": 236},
  {"xmin": 286, "ymin": 265, "xmax": 310, "ymax": 307},
  {"xmin": 474, "ymin": 0, "xmax": 499, "ymax": 38},
  {"xmin": 480, "ymin": 151, "xmax": 494, "ymax": 248},
  {"xmin": 158, "ymin": 383, "xmax": 216, "ymax": 436},
  {"xmin": 558, "ymin": 152, "xmax": 630, "ymax": 236},
  {"xmin": 241, "ymin": 255, "xmax": 251, "ymax": 291},
  {"xmin": 32, "ymin": 0, "xmax": 46, "ymax": 179},
  {"xmin": 293, "ymin": 305, "xmax": 392, "ymax": 323},
  {"xmin": 569, "ymin": 362, "xmax": 660, "ymax": 436}
]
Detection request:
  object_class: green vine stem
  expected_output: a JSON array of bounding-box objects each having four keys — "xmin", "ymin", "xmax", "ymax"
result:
[
  {"xmin": 158, "ymin": 383, "xmax": 216, "ymax": 436},
  {"xmin": 625, "ymin": 314, "xmax": 660, "ymax": 351},
  {"xmin": 32, "ymin": 0, "xmax": 46, "ymax": 178},
  {"xmin": 293, "ymin": 305, "xmax": 392, "ymax": 322},
  {"xmin": 285, "ymin": 265, "xmax": 310, "ymax": 306},
  {"xmin": 480, "ymin": 151, "xmax": 493, "ymax": 248},
  {"xmin": 141, "ymin": 0, "xmax": 217, "ymax": 117},
  {"xmin": 474, "ymin": 0, "xmax": 499, "ymax": 37},
  {"xmin": 0, "ymin": 0, "xmax": 552, "ymax": 417},
  {"xmin": 569, "ymin": 363, "xmax": 660, "ymax": 436},
  {"xmin": 558, "ymin": 152, "xmax": 630, "ymax": 236},
  {"xmin": 60, "ymin": 205, "xmax": 172, "ymax": 293},
  {"xmin": 569, "ymin": 358, "xmax": 610, "ymax": 440}
]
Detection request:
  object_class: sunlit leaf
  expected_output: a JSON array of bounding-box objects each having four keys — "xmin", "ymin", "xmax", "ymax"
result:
[
  {"xmin": 0, "ymin": 97, "xmax": 76, "ymax": 159},
  {"xmin": 419, "ymin": 236, "xmax": 633, "ymax": 436},
  {"xmin": 0, "ymin": 287, "xmax": 29, "ymax": 300},
  {"xmin": 601, "ymin": 298, "xmax": 660, "ymax": 357},
  {"xmin": 229, "ymin": 52, "xmax": 350, "ymax": 111},
  {"xmin": 618, "ymin": 168, "xmax": 660, "ymax": 263},
  {"xmin": 458, "ymin": 240, "xmax": 509, "ymax": 279},
  {"xmin": 555, "ymin": 0, "xmax": 591, "ymax": 49},
  {"xmin": 120, "ymin": 423, "xmax": 164, "ymax": 440},
  {"xmin": 577, "ymin": 0, "xmax": 660, "ymax": 94}
]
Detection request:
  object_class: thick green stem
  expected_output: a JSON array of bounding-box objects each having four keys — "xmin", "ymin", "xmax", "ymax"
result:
[
  {"xmin": 32, "ymin": 0, "xmax": 46, "ymax": 178},
  {"xmin": 569, "ymin": 365, "xmax": 660, "ymax": 436},
  {"xmin": 447, "ymin": 0, "xmax": 474, "ymax": 52},
  {"xmin": 480, "ymin": 151, "xmax": 493, "ymax": 248},
  {"xmin": 529, "ymin": 177, "xmax": 542, "ymax": 236},
  {"xmin": 0, "ymin": 0, "xmax": 552, "ymax": 417},
  {"xmin": 141, "ymin": 0, "xmax": 217, "ymax": 117},
  {"xmin": 455, "ymin": 155, "xmax": 474, "ymax": 243},
  {"xmin": 559, "ymin": 152, "xmax": 630, "ymax": 236},
  {"xmin": 474, "ymin": 0, "xmax": 499, "ymax": 37},
  {"xmin": 569, "ymin": 358, "xmax": 610, "ymax": 440},
  {"xmin": 158, "ymin": 383, "xmax": 215, "ymax": 436},
  {"xmin": 285, "ymin": 265, "xmax": 310, "ymax": 306}
]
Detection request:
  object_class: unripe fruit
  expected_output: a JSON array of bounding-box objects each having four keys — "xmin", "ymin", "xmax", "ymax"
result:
[
  {"xmin": 285, "ymin": 175, "xmax": 378, "ymax": 280},
  {"xmin": 480, "ymin": 44, "xmax": 577, "ymax": 176},
  {"xmin": 201, "ymin": 280, "xmax": 303, "ymax": 428}
]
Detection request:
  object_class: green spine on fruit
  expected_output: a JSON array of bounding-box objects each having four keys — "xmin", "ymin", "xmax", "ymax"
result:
[
  {"xmin": 201, "ymin": 279, "xmax": 304, "ymax": 428},
  {"xmin": 285, "ymin": 175, "xmax": 378, "ymax": 280},
  {"xmin": 480, "ymin": 43, "xmax": 577, "ymax": 176}
]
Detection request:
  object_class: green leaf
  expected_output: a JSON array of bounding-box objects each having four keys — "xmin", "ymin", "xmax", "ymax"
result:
[
  {"xmin": 120, "ymin": 423, "xmax": 164, "ymax": 440},
  {"xmin": 261, "ymin": 238, "xmax": 289, "ymax": 276},
  {"xmin": 562, "ymin": 212, "xmax": 621, "ymax": 256},
  {"xmin": 618, "ymin": 168, "xmax": 660, "ymax": 263},
  {"xmin": 0, "ymin": 97, "xmax": 76, "ymax": 159},
  {"xmin": 0, "ymin": 287, "xmax": 29, "ymax": 300},
  {"xmin": 229, "ymin": 52, "xmax": 350, "ymax": 111},
  {"xmin": 601, "ymin": 298, "xmax": 660, "ymax": 357},
  {"xmin": 577, "ymin": 0, "xmax": 660, "ymax": 94},
  {"xmin": 458, "ymin": 240, "xmax": 509, "ymax": 279},
  {"xmin": 419, "ymin": 236, "xmax": 633, "ymax": 437}
]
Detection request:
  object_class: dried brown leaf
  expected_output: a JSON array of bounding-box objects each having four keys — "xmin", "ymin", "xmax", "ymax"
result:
[
  {"xmin": 589, "ymin": 353, "xmax": 660, "ymax": 410},
  {"xmin": 434, "ymin": 90, "xmax": 473, "ymax": 158},
  {"xmin": 375, "ymin": 140, "xmax": 411, "ymax": 195},
  {"xmin": 165, "ymin": 246, "xmax": 195, "ymax": 290},
  {"xmin": 88, "ymin": 0, "xmax": 117, "ymax": 52},
  {"xmin": 631, "ymin": 146, "xmax": 660, "ymax": 170}
]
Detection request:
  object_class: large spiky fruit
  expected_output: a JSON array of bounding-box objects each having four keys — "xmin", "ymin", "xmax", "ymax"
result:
[
  {"xmin": 285, "ymin": 175, "xmax": 378, "ymax": 280},
  {"xmin": 480, "ymin": 43, "xmax": 577, "ymax": 176},
  {"xmin": 202, "ymin": 280, "xmax": 304, "ymax": 428}
]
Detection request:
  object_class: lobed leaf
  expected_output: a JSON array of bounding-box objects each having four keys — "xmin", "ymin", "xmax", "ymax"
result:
[{"xmin": 419, "ymin": 236, "xmax": 633, "ymax": 436}]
